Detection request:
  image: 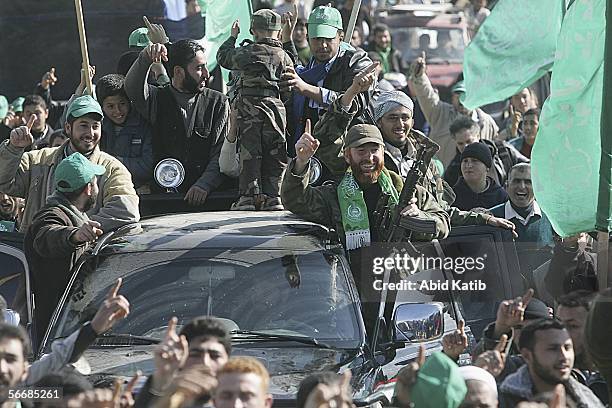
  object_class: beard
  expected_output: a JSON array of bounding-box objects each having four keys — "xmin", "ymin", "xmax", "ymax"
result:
[
  {"xmin": 531, "ymin": 354, "xmax": 571, "ymax": 385},
  {"xmin": 83, "ymin": 193, "xmax": 97, "ymax": 213},
  {"xmin": 350, "ymin": 159, "xmax": 383, "ymax": 185},
  {"xmin": 182, "ymin": 72, "xmax": 201, "ymax": 93}
]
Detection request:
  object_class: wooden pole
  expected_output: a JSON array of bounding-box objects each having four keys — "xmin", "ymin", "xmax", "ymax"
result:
[
  {"xmin": 343, "ymin": 0, "xmax": 363, "ymax": 44},
  {"xmin": 74, "ymin": 0, "xmax": 93, "ymax": 95},
  {"xmin": 597, "ymin": 231, "xmax": 610, "ymax": 289}
]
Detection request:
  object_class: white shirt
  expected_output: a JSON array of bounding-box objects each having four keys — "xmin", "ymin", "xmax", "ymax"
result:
[{"xmin": 504, "ymin": 200, "xmax": 542, "ymax": 226}]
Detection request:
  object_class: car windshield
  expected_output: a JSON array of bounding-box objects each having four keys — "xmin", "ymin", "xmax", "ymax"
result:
[
  {"xmin": 391, "ymin": 27, "xmax": 465, "ymax": 63},
  {"xmin": 49, "ymin": 249, "xmax": 361, "ymax": 349}
]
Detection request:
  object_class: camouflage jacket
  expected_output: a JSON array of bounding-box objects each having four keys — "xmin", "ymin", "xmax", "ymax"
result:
[
  {"xmin": 217, "ymin": 37, "xmax": 294, "ymax": 96},
  {"xmin": 281, "ymin": 159, "xmax": 451, "ymax": 246},
  {"xmin": 311, "ymin": 96, "xmax": 490, "ymax": 227}
]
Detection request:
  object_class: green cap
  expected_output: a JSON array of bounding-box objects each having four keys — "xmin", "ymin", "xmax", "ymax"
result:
[
  {"xmin": 55, "ymin": 152, "xmax": 106, "ymax": 193},
  {"xmin": 129, "ymin": 27, "xmax": 151, "ymax": 48},
  {"xmin": 451, "ymin": 80, "xmax": 466, "ymax": 94},
  {"xmin": 0, "ymin": 96, "xmax": 8, "ymax": 120},
  {"xmin": 10, "ymin": 97, "xmax": 24, "ymax": 113},
  {"xmin": 252, "ymin": 9, "xmax": 282, "ymax": 31},
  {"xmin": 66, "ymin": 95, "xmax": 103, "ymax": 121},
  {"xmin": 344, "ymin": 124, "xmax": 385, "ymax": 149},
  {"xmin": 308, "ymin": 6, "xmax": 343, "ymax": 39},
  {"xmin": 410, "ymin": 352, "xmax": 467, "ymax": 408}
]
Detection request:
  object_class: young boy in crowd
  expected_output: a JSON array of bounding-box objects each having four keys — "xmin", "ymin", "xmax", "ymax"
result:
[
  {"xmin": 217, "ymin": 9, "xmax": 294, "ymax": 211},
  {"xmin": 95, "ymin": 73, "xmax": 153, "ymax": 188}
]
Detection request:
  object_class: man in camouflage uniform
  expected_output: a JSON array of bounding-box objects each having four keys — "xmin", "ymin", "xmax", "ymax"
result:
[
  {"xmin": 313, "ymin": 84, "xmax": 517, "ymax": 233},
  {"xmin": 217, "ymin": 9, "xmax": 294, "ymax": 211}
]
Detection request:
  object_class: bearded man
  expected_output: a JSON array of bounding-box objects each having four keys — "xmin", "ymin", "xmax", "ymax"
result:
[{"xmin": 281, "ymin": 121, "xmax": 450, "ymax": 336}]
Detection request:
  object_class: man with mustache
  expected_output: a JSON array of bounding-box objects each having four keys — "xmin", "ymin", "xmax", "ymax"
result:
[
  {"xmin": 281, "ymin": 112, "xmax": 450, "ymax": 335},
  {"xmin": 499, "ymin": 318, "xmax": 604, "ymax": 407},
  {"xmin": 0, "ymin": 95, "xmax": 139, "ymax": 233},
  {"xmin": 125, "ymin": 39, "xmax": 230, "ymax": 206}
]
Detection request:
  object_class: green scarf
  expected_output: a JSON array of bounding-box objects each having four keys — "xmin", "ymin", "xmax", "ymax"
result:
[
  {"xmin": 377, "ymin": 47, "xmax": 391, "ymax": 74},
  {"xmin": 337, "ymin": 169, "xmax": 399, "ymax": 250}
]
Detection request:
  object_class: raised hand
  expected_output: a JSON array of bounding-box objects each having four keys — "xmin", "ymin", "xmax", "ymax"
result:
[
  {"xmin": 41, "ymin": 67, "xmax": 58, "ymax": 90},
  {"xmin": 152, "ymin": 317, "xmax": 189, "ymax": 392},
  {"xmin": 91, "ymin": 278, "xmax": 130, "ymax": 335},
  {"xmin": 395, "ymin": 344, "xmax": 425, "ymax": 407},
  {"xmin": 9, "ymin": 114, "xmax": 36, "ymax": 148},
  {"xmin": 494, "ymin": 289, "xmax": 534, "ymax": 337},
  {"xmin": 475, "ymin": 334, "xmax": 508, "ymax": 377},
  {"xmin": 77, "ymin": 65, "xmax": 96, "ymax": 96},
  {"xmin": 71, "ymin": 220, "xmax": 104, "ymax": 245},
  {"xmin": 442, "ymin": 320, "xmax": 468, "ymax": 360},
  {"xmin": 347, "ymin": 62, "xmax": 379, "ymax": 96},
  {"xmin": 304, "ymin": 371, "xmax": 353, "ymax": 408},
  {"xmin": 143, "ymin": 16, "xmax": 169, "ymax": 44},
  {"xmin": 410, "ymin": 51, "xmax": 427, "ymax": 79},
  {"xmin": 119, "ymin": 372, "xmax": 141, "ymax": 408},
  {"xmin": 294, "ymin": 119, "xmax": 319, "ymax": 171},
  {"xmin": 509, "ymin": 104, "xmax": 522, "ymax": 137},
  {"xmin": 146, "ymin": 43, "xmax": 169, "ymax": 64},
  {"xmin": 231, "ymin": 20, "xmax": 240, "ymax": 38},
  {"xmin": 281, "ymin": 2, "xmax": 299, "ymax": 42}
]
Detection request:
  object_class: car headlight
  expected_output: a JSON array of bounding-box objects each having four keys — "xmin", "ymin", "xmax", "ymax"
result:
[
  {"xmin": 309, "ymin": 157, "xmax": 322, "ymax": 185},
  {"xmin": 154, "ymin": 159, "xmax": 185, "ymax": 190}
]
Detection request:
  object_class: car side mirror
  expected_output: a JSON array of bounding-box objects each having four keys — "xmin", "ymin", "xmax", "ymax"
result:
[{"xmin": 392, "ymin": 302, "xmax": 444, "ymax": 342}]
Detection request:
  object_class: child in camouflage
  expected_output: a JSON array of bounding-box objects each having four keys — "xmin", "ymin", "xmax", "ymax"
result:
[{"xmin": 217, "ymin": 10, "xmax": 294, "ymax": 211}]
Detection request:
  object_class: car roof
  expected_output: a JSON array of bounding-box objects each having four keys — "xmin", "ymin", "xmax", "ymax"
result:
[
  {"xmin": 101, "ymin": 211, "xmax": 335, "ymax": 253},
  {"xmin": 380, "ymin": 12, "xmax": 466, "ymax": 29}
]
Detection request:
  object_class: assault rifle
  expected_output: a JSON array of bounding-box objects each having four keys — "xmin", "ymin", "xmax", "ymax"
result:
[{"xmin": 376, "ymin": 140, "xmax": 440, "ymax": 242}]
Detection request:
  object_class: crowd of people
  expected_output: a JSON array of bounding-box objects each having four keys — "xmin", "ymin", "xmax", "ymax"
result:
[{"xmin": 0, "ymin": 0, "xmax": 609, "ymax": 407}]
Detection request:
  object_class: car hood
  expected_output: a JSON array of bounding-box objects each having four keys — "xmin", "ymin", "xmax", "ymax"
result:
[{"xmin": 78, "ymin": 344, "xmax": 366, "ymax": 399}]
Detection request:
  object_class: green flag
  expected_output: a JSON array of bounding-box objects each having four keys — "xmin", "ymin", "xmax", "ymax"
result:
[
  {"xmin": 532, "ymin": 0, "xmax": 611, "ymax": 235},
  {"xmin": 460, "ymin": 0, "xmax": 564, "ymax": 109},
  {"xmin": 202, "ymin": 0, "xmax": 252, "ymax": 83}
]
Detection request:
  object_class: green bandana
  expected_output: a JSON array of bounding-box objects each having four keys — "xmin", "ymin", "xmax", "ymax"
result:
[{"xmin": 337, "ymin": 169, "xmax": 399, "ymax": 250}]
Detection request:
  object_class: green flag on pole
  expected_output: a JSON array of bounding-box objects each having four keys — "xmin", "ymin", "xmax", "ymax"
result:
[
  {"xmin": 460, "ymin": 0, "xmax": 564, "ymax": 110},
  {"xmin": 532, "ymin": 0, "xmax": 612, "ymax": 235},
  {"xmin": 202, "ymin": 0, "xmax": 252, "ymax": 83}
]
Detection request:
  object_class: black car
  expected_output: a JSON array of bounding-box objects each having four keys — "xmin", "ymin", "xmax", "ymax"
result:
[{"xmin": 0, "ymin": 212, "xmax": 523, "ymax": 405}]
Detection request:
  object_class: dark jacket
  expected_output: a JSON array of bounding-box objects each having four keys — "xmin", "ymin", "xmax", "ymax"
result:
[
  {"xmin": 452, "ymin": 176, "xmax": 508, "ymax": 211},
  {"xmin": 544, "ymin": 242, "xmax": 598, "ymax": 301},
  {"xmin": 499, "ymin": 365, "xmax": 605, "ymax": 408},
  {"xmin": 125, "ymin": 50, "xmax": 230, "ymax": 193},
  {"xmin": 289, "ymin": 46, "xmax": 374, "ymax": 150},
  {"xmin": 100, "ymin": 109, "xmax": 153, "ymax": 188},
  {"xmin": 443, "ymin": 139, "xmax": 529, "ymax": 187},
  {"xmin": 24, "ymin": 193, "xmax": 90, "ymax": 335}
]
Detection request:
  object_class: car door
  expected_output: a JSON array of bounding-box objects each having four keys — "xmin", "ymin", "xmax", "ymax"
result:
[{"xmin": 0, "ymin": 231, "xmax": 33, "ymax": 333}]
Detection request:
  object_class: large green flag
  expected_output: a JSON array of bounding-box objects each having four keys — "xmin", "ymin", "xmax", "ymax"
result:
[
  {"xmin": 201, "ymin": 0, "xmax": 252, "ymax": 83},
  {"xmin": 460, "ymin": 0, "xmax": 564, "ymax": 110},
  {"xmin": 532, "ymin": 0, "xmax": 611, "ymax": 235}
]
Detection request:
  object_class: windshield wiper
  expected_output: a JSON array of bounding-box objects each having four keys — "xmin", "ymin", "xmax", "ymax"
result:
[
  {"xmin": 92, "ymin": 333, "xmax": 161, "ymax": 346},
  {"xmin": 231, "ymin": 330, "xmax": 335, "ymax": 349}
]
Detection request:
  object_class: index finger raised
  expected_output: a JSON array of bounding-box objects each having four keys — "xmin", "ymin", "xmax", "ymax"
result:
[
  {"xmin": 304, "ymin": 119, "xmax": 311, "ymax": 135},
  {"xmin": 458, "ymin": 319, "xmax": 465, "ymax": 334},
  {"xmin": 522, "ymin": 288, "xmax": 534, "ymax": 306},
  {"xmin": 416, "ymin": 343, "xmax": 425, "ymax": 367},
  {"xmin": 26, "ymin": 114, "xmax": 37, "ymax": 130},
  {"xmin": 107, "ymin": 278, "xmax": 122, "ymax": 300},
  {"xmin": 166, "ymin": 316, "xmax": 178, "ymax": 338},
  {"xmin": 421, "ymin": 51, "xmax": 426, "ymax": 60},
  {"xmin": 495, "ymin": 334, "xmax": 508, "ymax": 353},
  {"xmin": 143, "ymin": 16, "xmax": 154, "ymax": 30}
]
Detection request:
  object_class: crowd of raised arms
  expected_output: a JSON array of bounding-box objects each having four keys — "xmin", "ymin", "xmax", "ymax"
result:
[{"xmin": 0, "ymin": 0, "xmax": 609, "ymax": 407}]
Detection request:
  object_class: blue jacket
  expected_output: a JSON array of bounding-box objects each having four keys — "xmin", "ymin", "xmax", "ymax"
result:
[{"xmin": 101, "ymin": 109, "xmax": 153, "ymax": 187}]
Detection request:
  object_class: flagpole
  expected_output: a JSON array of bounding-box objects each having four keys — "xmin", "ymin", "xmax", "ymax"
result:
[
  {"xmin": 596, "ymin": 232, "xmax": 610, "ymax": 289},
  {"xmin": 74, "ymin": 0, "xmax": 93, "ymax": 95},
  {"xmin": 343, "ymin": 0, "xmax": 363, "ymax": 44}
]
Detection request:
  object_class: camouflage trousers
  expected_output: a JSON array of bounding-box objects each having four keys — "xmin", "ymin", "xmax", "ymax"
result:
[{"xmin": 235, "ymin": 96, "xmax": 288, "ymax": 197}]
